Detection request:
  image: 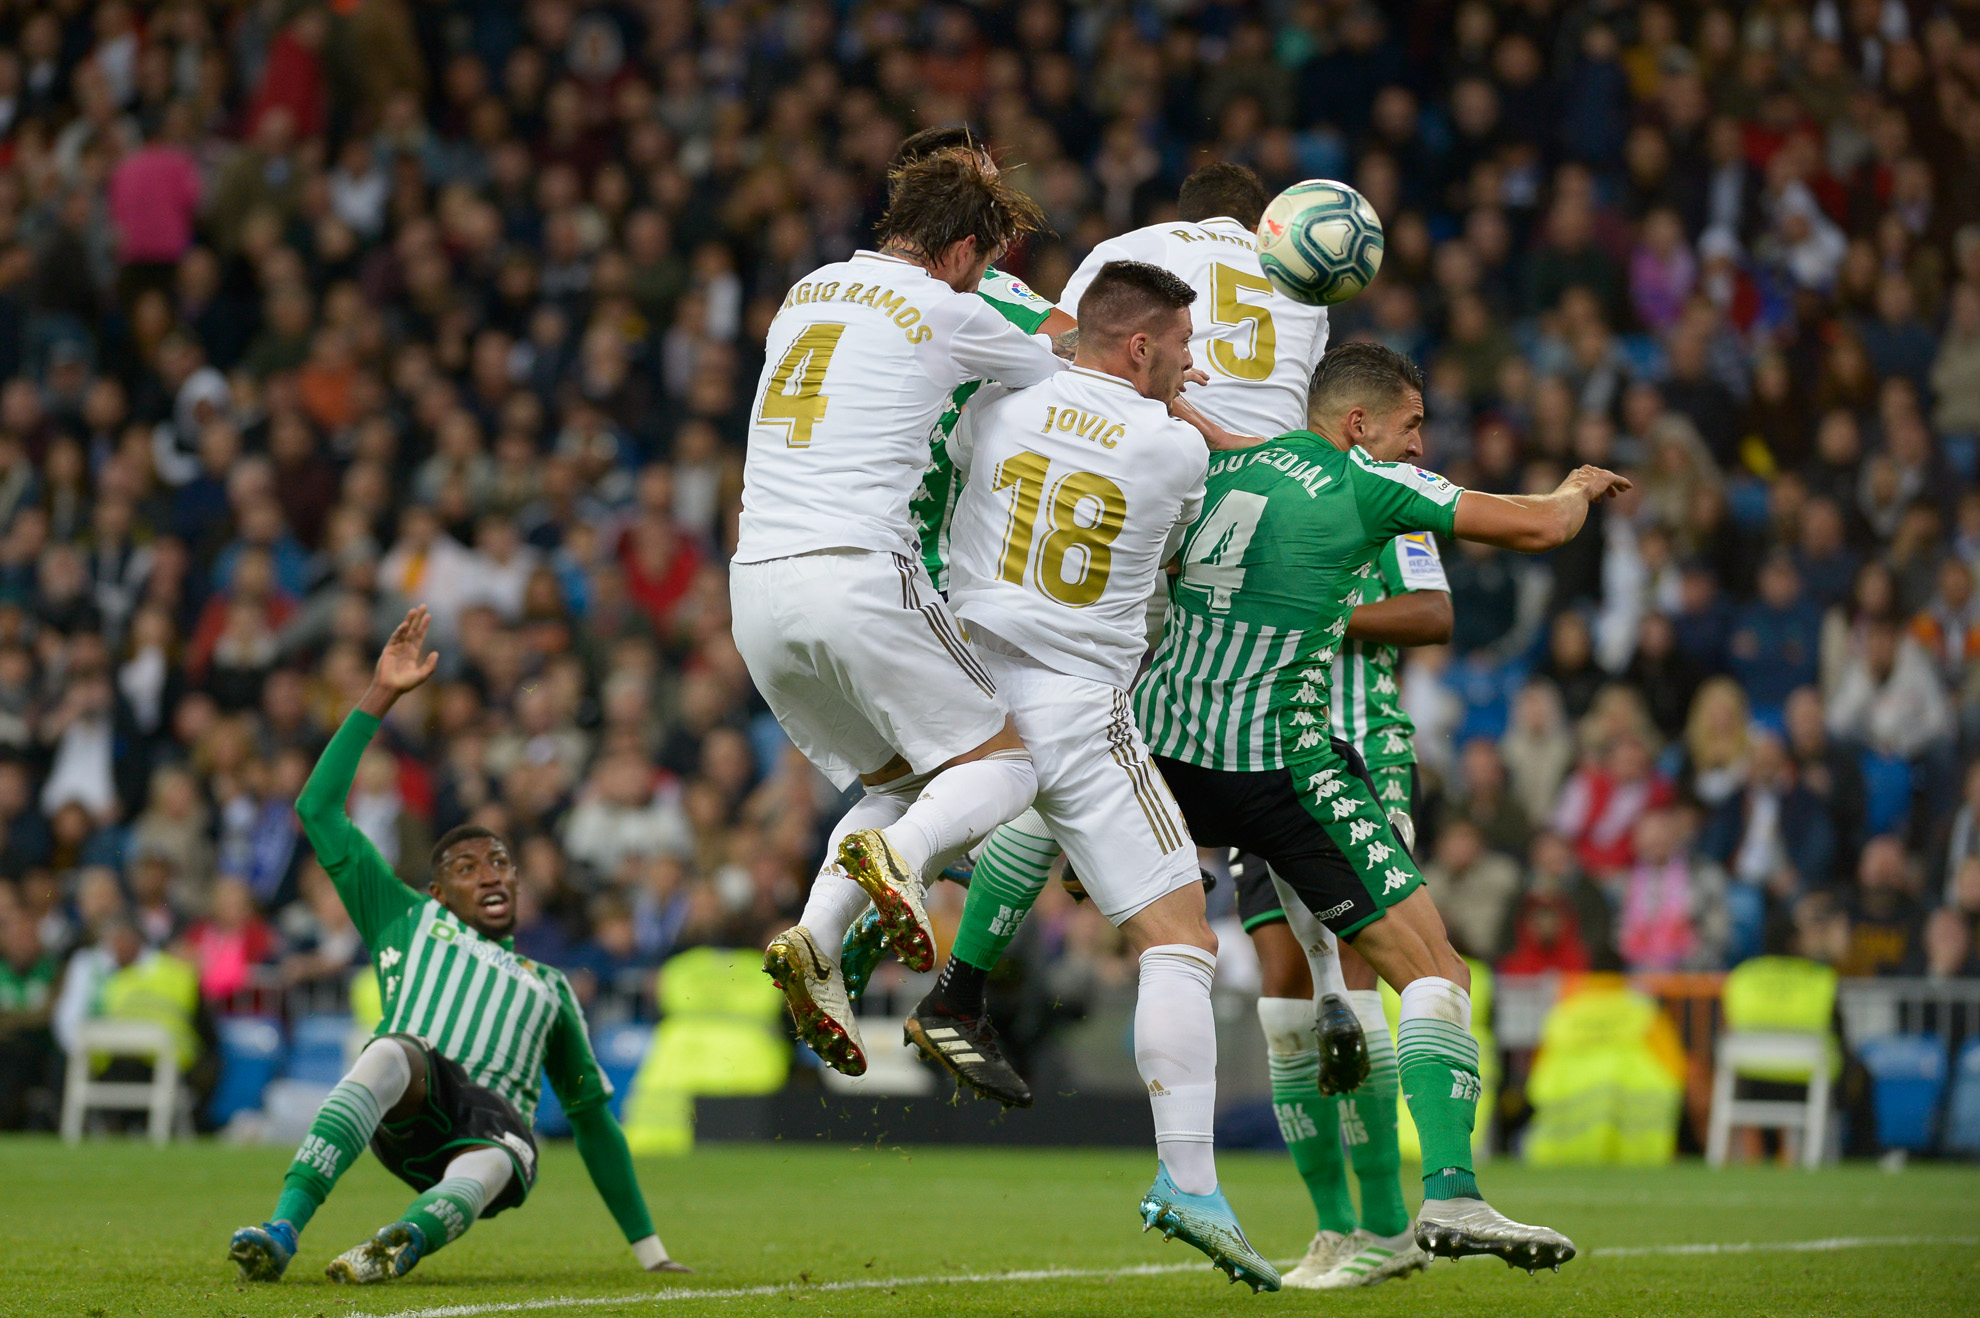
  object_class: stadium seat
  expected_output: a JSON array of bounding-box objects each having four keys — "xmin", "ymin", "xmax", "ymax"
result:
[
  {"xmin": 1857, "ymin": 1034, "xmax": 1947, "ymax": 1154},
  {"xmin": 60, "ymin": 1019, "xmax": 189, "ymax": 1146},
  {"xmin": 209, "ymin": 1016, "xmax": 285, "ymax": 1127},
  {"xmin": 1708, "ymin": 956, "xmax": 1840, "ymax": 1169},
  {"xmin": 592, "ymin": 1023, "xmax": 653, "ymax": 1119},
  {"xmin": 1858, "ymin": 753, "xmax": 1913, "ymax": 838},
  {"xmin": 1945, "ymin": 1039, "xmax": 1980, "ymax": 1156},
  {"xmin": 533, "ymin": 1078, "xmax": 571, "ymax": 1138},
  {"xmin": 286, "ymin": 1014, "xmax": 356, "ymax": 1086}
]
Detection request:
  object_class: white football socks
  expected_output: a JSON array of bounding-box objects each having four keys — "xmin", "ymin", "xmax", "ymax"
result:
[
  {"xmin": 1137, "ymin": 944, "xmax": 1220, "ymax": 1196},
  {"xmin": 797, "ymin": 774, "xmax": 921, "ymax": 964},
  {"xmin": 885, "ymin": 749, "xmax": 1037, "ymax": 877},
  {"xmin": 1255, "ymin": 994, "xmax": 1317, "ymax": 1056}
]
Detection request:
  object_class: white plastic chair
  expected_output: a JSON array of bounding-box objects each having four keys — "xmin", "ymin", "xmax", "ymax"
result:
[
  {"xmin": 60, "ymin": 1019, "xmax": 186, "ymax": 1145},
  {"xmin": 1706, "ymin": 1031, "xmax": 1832, "ymax": 1169}
]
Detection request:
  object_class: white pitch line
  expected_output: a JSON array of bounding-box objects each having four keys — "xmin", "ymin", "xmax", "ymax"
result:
[
  {"xmin": 336, "ymin": 1235, "xmax": 1980, "ymax": 1318},
  {"xmin": 1593, "ymin": 1234, "xmax": 1978, "ymax": 1258}
]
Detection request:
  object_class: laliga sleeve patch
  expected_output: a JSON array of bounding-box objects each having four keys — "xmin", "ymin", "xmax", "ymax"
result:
[{"xmin": 1395, "ymin": 533, "xmax": 1449, "ymax": 591}]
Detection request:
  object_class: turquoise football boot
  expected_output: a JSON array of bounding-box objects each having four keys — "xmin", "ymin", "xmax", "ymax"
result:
[
  {"xmin": 1138, "ymin": 1164, "xmax": 1281, "ymax": 1292},
  {"xmin": 840, "ymin": 906, "xmax": 886, "ymax": 1001}
]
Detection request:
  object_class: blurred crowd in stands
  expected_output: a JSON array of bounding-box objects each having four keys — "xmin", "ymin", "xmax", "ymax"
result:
[{"xmin": 2, "ymin": 0, "xmax": 1980, "ymax": 1131}]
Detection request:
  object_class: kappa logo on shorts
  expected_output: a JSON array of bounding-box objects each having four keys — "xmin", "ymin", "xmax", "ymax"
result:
[
  {"xmin": 1330, "ymin": 797, "xmax": 1357, "ymax": 820},
  {"xmin": 1365, "ymin": 840, "xmax": 1394, "ymax": 866},
  {"xmin": 1380, "ymin": 774, "xmax": 1408, "ymax": 800},
  {"xmin": 1347, "ymin": 818, "xmax": 1378, "ymax": 844},
  {"xmin": 1316, "ymin": 898, "xmax": 1356, "ymax": 920},
  {"xmin": 1295, "ymin": 729, "xmax": 1323, "ymax": 751},
  {"xmin": 1381, "ymin": 867, "xmax": 1412, "ymax": 894},
  {"xmin": 498, "ymin": 1130, "xmax": 537, "ymax": 1175}
]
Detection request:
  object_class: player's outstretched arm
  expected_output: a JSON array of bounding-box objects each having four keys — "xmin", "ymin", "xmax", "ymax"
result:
[
  {"xmin": 1450, "ymin": 465, "xmax": 1631, "ymax": 554},
  {"xmin": 569, "ymin": 1103, "xmax": 691, "ymax": 1272},
  {"xmin": 545, "ymin": 978, "xmax": 691, "ymax": 1273},
  {"xmin": 1168, "ymin": 395, "xmax": 1267, "ymax": 451},
  {"xmin": 296, "ymin": 606, "xmax": 439, "ymax": 942},
  {"xmin": 1344, "ymin": 590, "xmax": 1452, "ymax": 646}
]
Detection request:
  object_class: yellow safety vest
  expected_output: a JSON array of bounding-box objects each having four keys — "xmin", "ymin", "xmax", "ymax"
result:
[
  {"xmin": 623, "ymin": 947, "xmax": 790, "ymax": 1156},
  {"xmin": 96, "ymin": 952, "xmax": 201, "ymax": 1071},
  {"xmin": 1720, "ymin": 956, "xmax": 1839, "ymax": 1082},
  {"xmin": 1525, "ymin": 977, "xmax": 1684, "ymax": 1166}
]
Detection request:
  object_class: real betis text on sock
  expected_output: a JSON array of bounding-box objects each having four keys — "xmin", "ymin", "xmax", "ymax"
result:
[{"xmin": 1271, "ymin": 1049, "xmax": 1356, "ymax": 1234}]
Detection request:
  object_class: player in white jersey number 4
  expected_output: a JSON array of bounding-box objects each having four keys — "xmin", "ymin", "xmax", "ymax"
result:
[
  {"xmin": 729, "ymin": 149, "xmax": 1065, "ymax": 1076},
  {"xmin": 940, "ymin": 260, "xmax": 1275, "ymax": 1291}
]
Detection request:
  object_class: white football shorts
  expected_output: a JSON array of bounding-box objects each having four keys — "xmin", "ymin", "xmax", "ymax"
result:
[
  {"xmin": 729, "ymin": 549, "xmax": 1008, "ymax": 789},
  {"xmin": 978, "ymin": 645, "xmax": 1199, "ymax": 925}
]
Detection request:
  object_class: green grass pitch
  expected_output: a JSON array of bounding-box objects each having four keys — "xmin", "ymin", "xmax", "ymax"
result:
[{"xmin": 3, "ymin": 1138, "xmax": 1976, "ymax": 1318}]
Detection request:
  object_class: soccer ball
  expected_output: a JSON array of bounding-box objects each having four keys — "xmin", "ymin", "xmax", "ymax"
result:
[{"xmin": 1254, "ymin": 180, "xmax": 1385, "ymax": 306}]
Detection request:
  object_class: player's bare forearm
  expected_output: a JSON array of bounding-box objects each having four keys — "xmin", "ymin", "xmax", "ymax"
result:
[
  {"xmin": 1450, "ymin": 466, "xmax": 1630, "ymax": 553},
  {"xmin": 1345, "ymin": 590, "xmax": 1452, "ymax": 646},
  {"xmin": 1169, "ymin": 396, "xmax": 1266, "ymax": 452}
]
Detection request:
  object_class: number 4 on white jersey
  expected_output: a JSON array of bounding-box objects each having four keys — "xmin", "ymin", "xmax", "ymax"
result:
[{"xmin": 1177, "ymin": 489, "xmax": 1266, "ymax": 611}]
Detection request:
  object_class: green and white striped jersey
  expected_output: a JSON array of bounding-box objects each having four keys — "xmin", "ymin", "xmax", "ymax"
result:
[
  {"xmin": 298, "ymin": 712, "xmax": 611, "ymax": 1124},
  {"xmin": 1134, "ymin": 435, "xmax": 1463, "ymax": 773},
  {"xmin": 910, "ymin": 266, "xmax": 1059, "ymax": 589},
  {"xmin": 1332, "ymin": 532, "xmax": 1449, "ymax": 769}
]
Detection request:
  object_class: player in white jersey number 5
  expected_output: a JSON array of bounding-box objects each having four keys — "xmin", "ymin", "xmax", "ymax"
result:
[
  {"xmin": 943, "ymin": 260, "xmax": 1276, "ymax": 1292},
  {"xmin": 728, "ymin": 149, "xmax": 1063, "ymax": 1075}
]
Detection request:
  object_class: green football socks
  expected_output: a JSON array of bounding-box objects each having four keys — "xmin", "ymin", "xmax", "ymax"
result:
[
  {"xmin": 1343, "ymin": 989, "xmax": 1410, "ymax": 1235},
  {"xmin": 1396, "ymin": 979, "xmax": 1483, "ymax": 1203},
  {"xmin": 949, "ymin": 818, "xmax": 1059, "ymax": 972},
  {"xmin": 402, "ymin": 1175, "xmax": 489, "ymax": 1251},
  {"xmin": 272, "ymin": 1077, "xmax": 386, "ymax": 1233},
  {"xmin": 1271, "ymin": 1047, "xmax": 1357, "ymax": 1234}
]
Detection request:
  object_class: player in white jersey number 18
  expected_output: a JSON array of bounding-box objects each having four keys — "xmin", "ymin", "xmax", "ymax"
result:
[
  {"xmin": 728, "ymin": 149, "xmax": 1065, "ymax": 1076},
  {"xmin": 939, "ymin": 258, "xmax": 1276, "ymax": 1291}
]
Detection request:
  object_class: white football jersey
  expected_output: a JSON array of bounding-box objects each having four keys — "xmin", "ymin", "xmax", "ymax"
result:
[
  {"xmin": 1059, "ymin": 217, "xmax": 1329, "ymax": 439},
  {"xmin": 948, "ymin": 366, "xmax": 1207, "ymax": 689},
  {"xmin": 735, "ymin": 251, "xmax": 1066, "ymax": 565}
]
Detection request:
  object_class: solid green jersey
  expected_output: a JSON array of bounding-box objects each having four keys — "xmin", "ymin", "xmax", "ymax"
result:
[
  {"xmin": 298, "ymin": 712, "xmax": 612, "ymax": 1124},
  {"xmin": 910, "ymin": 265, "xmax": 1058, "ymax": 589},
  {"xmin": 1332, "ymin": 532, "xmax": 1449, "ymax": 769},
  {"xmin": 1134, "ymin": 434, "xmax": 1464, "ymax": 772}
]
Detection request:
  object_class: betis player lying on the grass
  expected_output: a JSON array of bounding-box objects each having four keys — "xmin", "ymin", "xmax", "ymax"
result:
[{"xmin": 229, "ymin": 607, "xmax": 689, "ymax": 1285}]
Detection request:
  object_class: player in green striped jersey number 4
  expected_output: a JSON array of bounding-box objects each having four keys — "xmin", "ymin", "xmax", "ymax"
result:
[
  {"xmin": 1138, "ymin": 343, "xmax": 1629, "ymax": 1274},
  {"xmin": 229, "ymin": 607, "xmax": 688, "ymax": 1285}
]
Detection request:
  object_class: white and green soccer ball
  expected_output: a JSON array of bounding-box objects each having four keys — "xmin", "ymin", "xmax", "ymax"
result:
[{"xmin": 1254, "ymin": 180, "xmax": 1385, "ymax": 306}]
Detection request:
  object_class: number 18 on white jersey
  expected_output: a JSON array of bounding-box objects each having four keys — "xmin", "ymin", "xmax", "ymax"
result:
[{"xmin": 947, "ymin": 366, "xmax": 1207, "ymax": 690}]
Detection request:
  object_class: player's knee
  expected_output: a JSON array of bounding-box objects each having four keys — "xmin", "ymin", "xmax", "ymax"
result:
[{"xmin": 343, "ymin": 1035, "xmax": 419, "ymax": 1116}]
